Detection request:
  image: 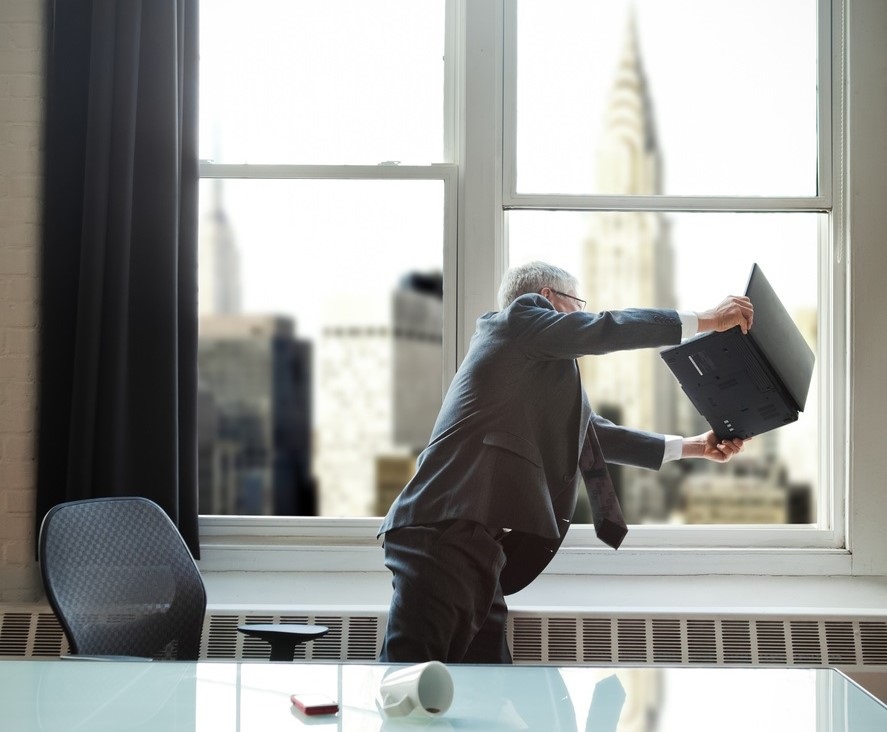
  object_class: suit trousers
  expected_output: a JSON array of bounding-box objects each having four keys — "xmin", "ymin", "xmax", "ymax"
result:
[{"xmin": 379, "ymin": 520, "xmax": 512, "ymax": 664}]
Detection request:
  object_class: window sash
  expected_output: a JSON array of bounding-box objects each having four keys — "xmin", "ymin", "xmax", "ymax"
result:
[
  {"xmin": 497, "ymin": 0, "xmax": 845, "ymax": 550},
  {"xmin": 501, "ymin": 0, "xmax": 834, "ymax": 208},
  {"xmin": 197, "ymin": 162, "xmax": 460, "ymax": 384}
]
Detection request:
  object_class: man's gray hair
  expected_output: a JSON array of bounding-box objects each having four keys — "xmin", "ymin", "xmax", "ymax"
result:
[{"xmin": 497, "ymin": 261, "xmax": 580, "ymax": 309}]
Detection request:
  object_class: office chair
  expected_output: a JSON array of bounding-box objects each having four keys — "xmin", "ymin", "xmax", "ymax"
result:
[{"xmin": 38, "ymin": 496, "xmax": 328, "ymax": 661}]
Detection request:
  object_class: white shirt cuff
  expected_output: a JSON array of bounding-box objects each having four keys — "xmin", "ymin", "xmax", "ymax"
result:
[
  {"xmin": 662, "ymin": 434, "xmax": 683, "ymax": 463},
  {"xmin": 678, "ymin": 310, "xmax": 698, "ymax": 340}
]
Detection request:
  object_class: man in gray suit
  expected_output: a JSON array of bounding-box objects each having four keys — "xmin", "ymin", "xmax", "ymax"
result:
[{"xmin": 378, "ymin": 261, "xmax": 753, "ymax": 664}]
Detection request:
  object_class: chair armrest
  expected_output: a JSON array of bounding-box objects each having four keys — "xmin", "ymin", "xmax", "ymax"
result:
[{"xmin": 237, "ymin": 623, "xmax": 329, "ymax": 662}]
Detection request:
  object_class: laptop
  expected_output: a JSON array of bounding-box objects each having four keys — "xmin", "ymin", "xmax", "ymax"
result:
[{"xmin": 659, "ymin": 264, "xmax": 815, "ymax": 440}]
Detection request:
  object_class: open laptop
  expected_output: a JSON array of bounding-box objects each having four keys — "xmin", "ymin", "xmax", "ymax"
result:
[{"xmin": 659, "ymin": 264, "xmax": 815, "ymax": 440}]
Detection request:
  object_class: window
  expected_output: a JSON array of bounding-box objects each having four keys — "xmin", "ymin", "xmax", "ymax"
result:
[
  {"xmin": 512, "ymin": 0, "xmax": 817, "ymax": 197},
  {"xmin": 198, "ymin": 0, "xmax": 848, "ymax": 566},
  {"xmin": 508, "ymin": 211, "xmax": 821, "ymax": 528},
  {"xmin": 504, "ymin": 0, "xmax": 836, "ymax": 541},
  {"xmin": 197, "ymin": 0, "xmax": 454, "ymax": 519},
  {"xmin": 200, "ymin": 0, "xmax": 445, "ymax": 165}
]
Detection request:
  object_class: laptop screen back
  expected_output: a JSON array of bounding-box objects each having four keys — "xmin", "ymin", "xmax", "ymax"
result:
[{"xmin": 745, "ymin": 264, "xmax": 815, "ymax": 410}]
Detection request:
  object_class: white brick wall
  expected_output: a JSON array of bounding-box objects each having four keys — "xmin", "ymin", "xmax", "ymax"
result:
[{"xmin": 0, "ymin": 0, "xmax": 43, "ymax": 602}]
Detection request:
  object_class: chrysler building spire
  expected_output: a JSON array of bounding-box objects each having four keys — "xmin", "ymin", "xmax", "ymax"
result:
[
  {"xmin": 597, "ymin": 8, "xmax": 661, "ymax": 195},
  {"xmin": 198, "ymin": 177, "xmax": 242, "ymax": 316}
]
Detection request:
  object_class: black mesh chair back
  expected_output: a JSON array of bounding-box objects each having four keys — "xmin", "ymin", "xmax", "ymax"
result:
[{"xmin": 38, "ymin": 497, "xmax": 207, "ymax": 660}]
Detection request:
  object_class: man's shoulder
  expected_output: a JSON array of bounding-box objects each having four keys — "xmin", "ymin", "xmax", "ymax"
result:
[
  {"xmin": 511, "ymin": 292, "xmax": 553, "ymax": 310},
  {"xmin": 486, "ymin": 293, "xmax": 553, "ymax": 319},
  {"xmin": 477, "ymin": 293, "xmax": 554, "ymax": 333}
]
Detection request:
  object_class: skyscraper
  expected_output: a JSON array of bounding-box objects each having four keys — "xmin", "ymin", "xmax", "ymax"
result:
[
  {"xmin": 198, "ymin": 178, "xmax": 242, "ymax": 316},
  {"xmin": 197, "ymin": 315, "xmax": 315, "ymax": 516},
  {"xmin": 315, "ymin": 273, "xmax": 443, "ymax": 517},
  {"xmin": 579, "ymin": 11, "xmax": 678, "ymax": 433},
  {"xmin": 578, "ymin": 12, "xmax": 679, "ymax": 520},
  {"xmin": 577, "ymin": 12, "xmax": 817, "ymax": 525}
]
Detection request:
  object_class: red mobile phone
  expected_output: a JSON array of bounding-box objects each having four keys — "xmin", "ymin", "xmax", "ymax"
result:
[{"xmin": 290, "ymin": 693, "xmax": 339, "ymax": 716}]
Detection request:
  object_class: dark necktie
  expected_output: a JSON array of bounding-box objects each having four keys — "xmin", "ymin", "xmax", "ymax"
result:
[{"xmin": 579, "ymin": 425, "xmax": 628, "ymax": 549}]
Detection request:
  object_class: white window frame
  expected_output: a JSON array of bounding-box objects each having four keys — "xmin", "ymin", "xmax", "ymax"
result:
[
  {"xmin": 195, "ymin": 162, "xmax": 460, "ymax": 551},
  {"xmin": 499, "ymin": 0, "xmax": 844, "ymax": 556},
  {"xmin": 197, "ymin": 0, "xmax": 464, "ymax": 568},
  {"xmin": 198, "ymin": 0, "xmax": 887, "ymax": 579}
]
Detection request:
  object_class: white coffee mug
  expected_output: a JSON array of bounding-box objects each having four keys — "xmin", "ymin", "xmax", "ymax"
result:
[{"xmin": 377, "ymin": 661, "xmax": 454, "ymax": 718}]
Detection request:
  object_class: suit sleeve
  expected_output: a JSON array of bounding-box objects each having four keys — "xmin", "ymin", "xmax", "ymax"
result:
[
  {"xmin": 592, "ymin": 412, "xmax": 666, "ymax": 470},
  {"xmin": 509, "ymin": 294, "xmax": 682, "ymax": 360}
]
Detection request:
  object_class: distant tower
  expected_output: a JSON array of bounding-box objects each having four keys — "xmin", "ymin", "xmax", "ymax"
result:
[
  {"xmin": 197, "ymin": 315, "xmax": 315, "ymax": 516},
  {"xmin": 595, "ymin": 9, "xmax": 662, "ymax": 197},
  {"xmin": 577, "ymin": 11, "xmax": 680, "ymax": 522},
  {"xmin": 198, "ymin": 178, "xmax": 242, "ymax": 315},
  {"xmin": 579, "ymin": 10, "xmax": 678, "ymax": 438}
]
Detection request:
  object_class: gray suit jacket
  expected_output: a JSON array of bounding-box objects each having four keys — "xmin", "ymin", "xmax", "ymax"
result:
[{"xmin": 379, "ymin": 294, "xmax": 682, "ymax": 588}]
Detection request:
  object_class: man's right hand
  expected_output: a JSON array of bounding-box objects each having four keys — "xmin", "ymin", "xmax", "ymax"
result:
[{"xmin": 697, "ymin": 295, "xmax": 754, "ymax": 335}]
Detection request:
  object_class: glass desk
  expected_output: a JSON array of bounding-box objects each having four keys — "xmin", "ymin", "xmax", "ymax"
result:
[{"xmin": 1, "ymin": 659, "xmax": 885, "ymax": 731}]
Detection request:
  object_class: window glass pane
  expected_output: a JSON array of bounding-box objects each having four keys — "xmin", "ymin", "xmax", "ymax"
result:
[
  {"xmin": 199, "ymin": 0, "xmax": 446, "ymax": 164},
  {"xmin": 197, "ymin": 179, "xmax": 444, "ymax": 516},
  {"xmin": 515, "ymin": 0, "xmax": 818, "ymax": 196},
  {"xmin": 508, "ymin": 210, "xmax": 820, "ymax": 525}
]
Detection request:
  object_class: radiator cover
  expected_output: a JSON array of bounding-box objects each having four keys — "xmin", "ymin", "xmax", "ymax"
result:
[{"xmin": 2, "ymin": 607, "xmax": 886, "ymax": 670}]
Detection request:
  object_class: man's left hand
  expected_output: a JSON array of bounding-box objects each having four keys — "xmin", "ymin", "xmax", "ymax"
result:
[{"xmin": 682, "ymin": 431, "xmax": 749, "ymax": 462}]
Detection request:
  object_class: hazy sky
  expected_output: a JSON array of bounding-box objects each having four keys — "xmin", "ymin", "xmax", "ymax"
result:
[{"xmin": 199, "ymin": 0, "xmax": 820, "ymax": 326}]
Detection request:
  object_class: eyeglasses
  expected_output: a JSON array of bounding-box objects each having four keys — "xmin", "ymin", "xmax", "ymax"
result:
[{"xmin": 550, "ymin": 289, "xmax": 587, "ymax": 311}]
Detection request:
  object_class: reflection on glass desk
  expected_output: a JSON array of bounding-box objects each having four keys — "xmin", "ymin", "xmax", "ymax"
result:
[{"xmin": 1, "ymin": 659, "xmax": 886, "ymax": 731}]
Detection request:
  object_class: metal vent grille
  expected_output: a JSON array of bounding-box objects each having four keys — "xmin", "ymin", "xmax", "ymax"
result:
[
  {"xmin": 548, "ymin": 617, "xmax": 579, "ymax": 663},
  {"xmin": 825, "ymin": 621, "xmax": 857, "ymax": 665},
  {"xmin": 3, "ymin": 608, "xmax": 886, "ymax": 671},
  {"xmin": 722, "ymin": 619, "xmax": 753, "ymax": 664},
  {"xmin": 311, "ymin": 616, "xmax": 345, "ymax": 661},
  {"xmin": 505, "ymin": 614, "xmax": 887, "ymax": 670},
  {"xmin": 617, "ymin": 618, "xmax": 646, "ymax": 663},
  {"xmin": 651, "ymin": 618, "xmax": 681, "ymax": 664},
  {"xmin": 348, "ymin": 615, "xmax": 383, "ymax": 659},
  {"xmin": 0, "ymin": 612, "xmax": 68, "ymax": 658},
  {"xmin": 201, "ymin": 612, "xmax": 384, "ymax": 662},
  {"xmin": 242, "ymin": 615, "xmax": 278, "ymax": 660},
  {"xmin": 32, "ymin": 613, "xmax": 66, "ymax": 657},
  {"xmin": 860, "ymin": 621, "xmax": 887, "ymax": 665},
  {"xmin": 205, "ymin": 614, "xmax": 239, "ymax": 659},
  {"xmin": 0, "ymin": 612, "xmax": 31, "ymax": 657},
  {"xmin": 686, "ymin": 619, "xmax": 717, "ymax": 664},
  {"xmin": 582, "ymin": 618, "xmax": 612, "ymax": 663},
  {"xmin": 756, "ymin": 620, "xmax": 788, "ymax": 664},
  {"xmin": 791, "ymin": 621, "xmax": 822, "ymax": 665},
  {"xmin": 512, "ymin": 616, "xmax": 543, "ymax": 661}
]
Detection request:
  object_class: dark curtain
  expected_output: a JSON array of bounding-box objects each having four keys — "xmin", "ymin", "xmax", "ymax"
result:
[{"xmin": 36, "ymin": 0, "xmax": 200, "ymax": 556}]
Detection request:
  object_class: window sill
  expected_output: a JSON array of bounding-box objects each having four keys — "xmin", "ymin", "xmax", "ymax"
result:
[
  {"xmin": 196, "ymin": 523, "xmax": 876, "ymax": 616},
  {"xmin": 198, "ymin": 516, "xmax": 850, "ymax": 577},
  {"xmin": 199, "ymin": 567, "xmax": 887, "ymax": 619}
]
